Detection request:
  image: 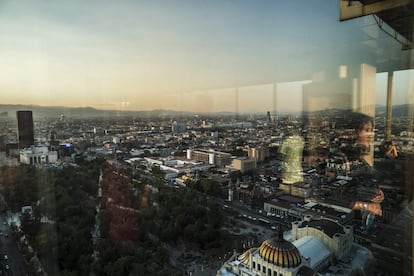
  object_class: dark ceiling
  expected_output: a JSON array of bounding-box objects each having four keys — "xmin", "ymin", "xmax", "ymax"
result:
[{"xmin": 340, "ymin": 0, "xmax": 414, "ymax": 72}]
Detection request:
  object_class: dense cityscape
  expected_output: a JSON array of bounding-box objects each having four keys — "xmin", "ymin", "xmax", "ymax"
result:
[
  {"xmin": 0, "ymin": 105, "xmax": 412, "ymax": 275},
  {"xmin": 1, "ymin": 0, "xmax": 413, "ymax": 275}
]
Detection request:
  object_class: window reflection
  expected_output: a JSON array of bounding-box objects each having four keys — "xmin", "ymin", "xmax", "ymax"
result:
[{"xmin": 0, "ymin": 1, "xmax": 413, "ymax": 276}]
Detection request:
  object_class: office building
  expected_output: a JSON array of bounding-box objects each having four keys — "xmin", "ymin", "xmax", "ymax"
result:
[
  {"xmin": 232, "ymin": 158, "xmax": 256, "ymax": 173},
  {"xmin": 248, "ymin": 146, "xmax": 270, "ymax": 162},
  {"xmin": 191, "ymin": 149, "xmax": 232, "ymax": 167},
  {"xmin": 171, "ymin": 121, "xmax": 187, "ymax": 133},
  {"xmin": 16, "ymin": 111, "xmax": 34, "ymax": 149}
]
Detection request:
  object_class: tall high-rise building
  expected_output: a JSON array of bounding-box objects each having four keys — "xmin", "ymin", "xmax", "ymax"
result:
[{"xmin": 16, "ymin": 111, "xmax": 34, "ymax": 149}]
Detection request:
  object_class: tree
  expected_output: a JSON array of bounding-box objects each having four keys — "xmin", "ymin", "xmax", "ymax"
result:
[{"xmin": 151, "ymin": 166, "xmax": 165, "ymax": 180}]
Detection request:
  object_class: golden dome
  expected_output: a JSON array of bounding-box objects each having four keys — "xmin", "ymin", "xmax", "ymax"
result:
[
  {"xmin": 238, "ymin": 248, "xmax": 256, "ymax": 265},
  {"xmin": 259, "ymin": 234, "xmax": 302, "ymax": 268}
]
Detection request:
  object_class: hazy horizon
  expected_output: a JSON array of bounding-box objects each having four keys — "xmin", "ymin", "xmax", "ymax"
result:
[{"xmin": 0, "ymin": 101, "xmax": 411, "ymax": 117}]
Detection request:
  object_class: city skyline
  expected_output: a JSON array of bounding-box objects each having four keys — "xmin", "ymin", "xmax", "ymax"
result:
[{"xmin": 0, "ymin": 1, "xmax": 412, "ymax": 112}]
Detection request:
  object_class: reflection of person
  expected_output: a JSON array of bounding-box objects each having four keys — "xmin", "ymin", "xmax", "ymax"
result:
[
  {"xmin": 347, "ymin": 113, "xmax": 375, "ymax": 166},
  {"xmin": 341, "ymin": 113, "xmax": 384, "ymax": 231},
  {"xmin": 383, "ymin": 141, "xmax": 398, "ymax": 159}
]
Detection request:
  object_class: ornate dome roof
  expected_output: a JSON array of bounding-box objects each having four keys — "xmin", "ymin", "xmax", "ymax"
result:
[
  {"xmin": 238, "ymin": 248, "xmax": 256, "ymax": 265},
  {"xmin": 259, "ymin": 233, "xmax": 302, "ymax": 268}
]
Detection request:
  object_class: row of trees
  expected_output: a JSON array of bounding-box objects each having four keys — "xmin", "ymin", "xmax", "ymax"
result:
[
  {"xmin": 185, "ymin": 178, "xmax": 227, "ymax": 198},
  {"xmin": 0, "ymin": 158, "xmax": 103, "ymax": 275},
  {"xmin": 92, "ymin": 162, "xmax": 182, "ymax": 275},
  {"xmin": 93, "ymin": 161, "xmax": 254, "ymax": 275},
  {"xmin": 1, "ymin": 158, "xmax": 257, "ymax": 275}
]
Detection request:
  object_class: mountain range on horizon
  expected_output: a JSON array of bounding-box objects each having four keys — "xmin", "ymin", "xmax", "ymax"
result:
[{"xmin": 0, "ymin": 103, "xmax": 413, "ymax": 119}]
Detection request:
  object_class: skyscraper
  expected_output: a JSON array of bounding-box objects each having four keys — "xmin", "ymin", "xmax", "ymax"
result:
[{"xmin": 16, "ymin": 110, "xmax": 34, "ymax": 149}]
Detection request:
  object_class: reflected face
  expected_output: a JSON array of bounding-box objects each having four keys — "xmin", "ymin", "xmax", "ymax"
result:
[{"xmin": 358, "ymin": 122, "xmax": 374, "ymax": 146}]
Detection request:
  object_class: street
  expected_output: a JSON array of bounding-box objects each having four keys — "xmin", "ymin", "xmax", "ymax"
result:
[{"xmin": 0, "ymin": 214, "xmax": 28, "ymax": 276}]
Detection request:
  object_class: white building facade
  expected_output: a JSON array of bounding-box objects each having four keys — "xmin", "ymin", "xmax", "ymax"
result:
[{"xmin": 20, "ymin": 146, "xmax": 58, "ymax": 165}]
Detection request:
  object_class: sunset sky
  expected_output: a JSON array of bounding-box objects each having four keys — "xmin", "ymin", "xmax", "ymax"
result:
[{"xmin": 0, "ymin": 0, "xmax": 412, "ymax": 113}]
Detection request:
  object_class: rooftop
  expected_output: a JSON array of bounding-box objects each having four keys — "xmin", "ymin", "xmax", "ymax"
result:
[{"xmin": 299, "ymin": 219, "xmax": 345, "ymax": 238}]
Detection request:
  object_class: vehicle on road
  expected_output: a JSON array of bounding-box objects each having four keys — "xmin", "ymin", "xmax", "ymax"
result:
[{"xmin": 259, "ymin": 218, "xmax": 270, "ymax": 225}]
